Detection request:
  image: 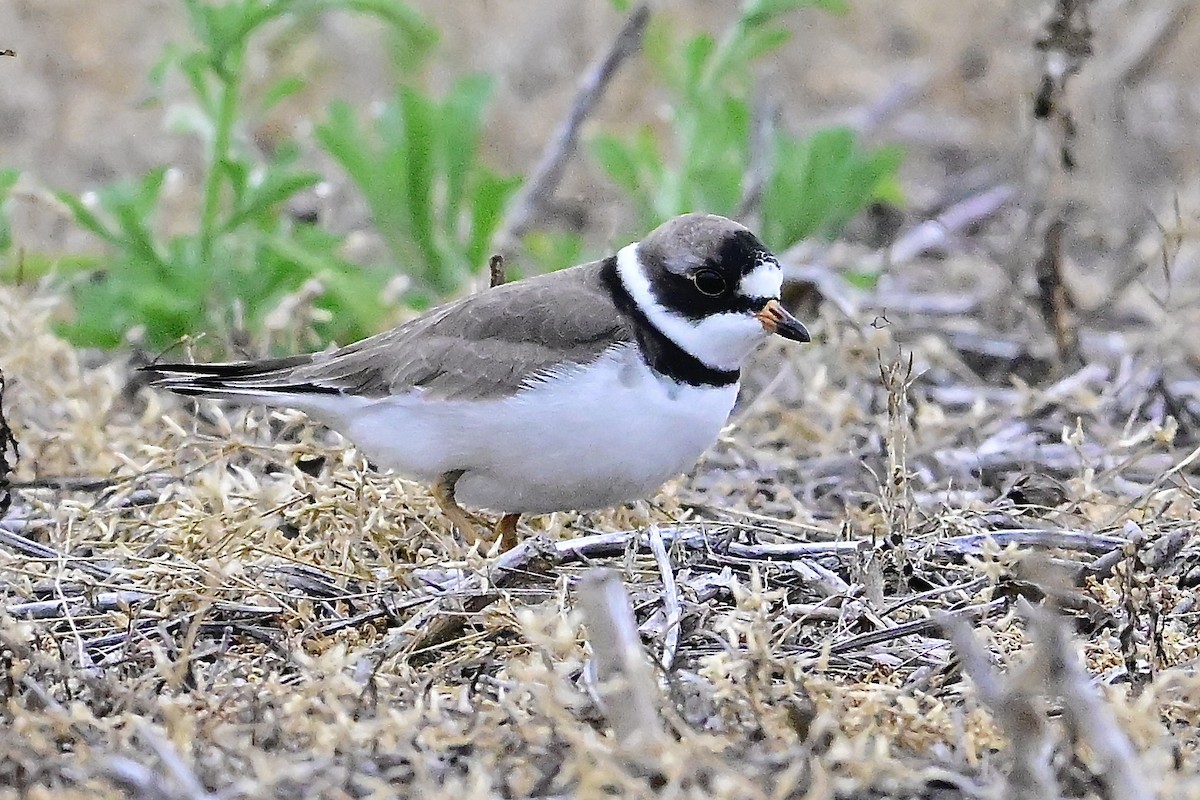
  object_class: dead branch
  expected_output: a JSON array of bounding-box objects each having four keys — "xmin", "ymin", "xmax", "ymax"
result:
[
  {"xmin": 0, "ymin": 522, "xmax": 114, "ymax": 580},
  {"xmin": 493, "ymin": 3, "xmax": 651, "ymax": 253},
  {"xmin": 7, "ymin": 591, "xmax": 155, "ymax": 621},
  {"xmin": 887, "ymin": 185, "xmax": 1015, "ymax": 265},
  {"xmin": 1024, "ymin": 603, "xmax": 1146, "ymax": 800},
  {"xmin": 368, "ymin": 527, "xmax": 862, "ymax": 665},
  {"xmin": 1033, "ymin": 0, "xmax": 1093, "ymax": 172},
  {"xmin": 370, "ymin": 535, "xmax": 559, "ymax": 664},
  {"xmin": 331, "ymin": 520, "xmax": 1126, "ymax": 662},
  {"xmin": 0, "ymin": 368, "xmax": 17, "ymax": 519},
  {"xmin": 935, "ymin": 528, "xmax": 1129, "ymax": 557},
  {"xmin": 942, "ymin": 614, "xmax": 1059, "ymax": 800},
  {"xmin": 1107, "ymin": 0, "xmax": 1191, "ymax": 88},
  {"xmin": 799, "ymin": 598, "xmax": 1006, "ymax": 658},
  {"xmin": 546, "ymin": 526, "xmax": 861, "ymax": 562},
  {"xmin": 101, "ymin": 734, "xmax": 215, "ymax": 800},
  {"xmin": 1033, "ymin": 216, "xmax": 1080, "ymax": 365},
  {"xmin": 134, "ymin": 720, "xmax": 215, "ymax": 800},
  {"xmin": 790, "ymin": 558, "xmax": 853, "ymax": 598},
  {"xmin": 646, "ymin": 525, "xmax": 680, "ymax": 671},
  {"xmin": 5, "ymin": 476, "xmax": 119, "ymax": 492},
  {"xmin": 733, "ymin": 89, "xmax": 779, "ymax": 226},
  {"xmin": 487, "ymin": 254, "xmax": 506, "ymax": 288},
  {"xmin": 577, "ymin": 568, "xmax": 664, "ymax": 747},
  {"xmin": 779, "ymin": 184, "xmax": 1015, "ymax": 316},
  {"xmin": 1025, "ymin": 0, "xmax": 1093, "ymax": 370}
]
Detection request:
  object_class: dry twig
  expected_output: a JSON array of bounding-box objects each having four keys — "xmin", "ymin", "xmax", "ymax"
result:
[
  {"xmin": 577, "ymin": 568, "xmax": 664, "ymax": 747},
  {"xmin": 487, "ymin": 254, "xmax": 506, "ymax": 288},
  {"xmin": 646, "ymin": 525, "xmax": 680, "ymax": 671},
  {"xmin": 493, "ymin": 3, "xmax": 651, "ymax": 252},
  {"xmin": 942, "ymin": 614, "xmax": 1059, "ymax": 800},
  {"xmin": 1026, "ymin": 0, "xmax": 1093, "ymax": 368},
  {"xmin": 0, "ymin": 369, "xmax": 17, "ymax": 519},
  {"xmin": 1025, "ymin": 603, "xmax": 1146, "ymax": 800},
  {"xmin": 936, "ymin": 528, "xmax": 1129, "ymax": 557},
  {"xmin": 887, "ymin": 185, "xmax": 1015, "ymax": 265},
  {"xmin": 0, "ymin": 522, "xmax": 114, "ymax": 580},
  {"xmin": 1033, "ymin": 217, "xmax": 1080, "ymax": 365}
]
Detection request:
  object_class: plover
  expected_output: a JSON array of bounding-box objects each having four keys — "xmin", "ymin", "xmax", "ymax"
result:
[{"xmin": 144, "ymin": 214, "xmax": 810, "ymax": 549}]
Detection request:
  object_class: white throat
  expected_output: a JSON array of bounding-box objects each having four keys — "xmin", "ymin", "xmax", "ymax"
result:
[{"xmin": 615, "ymin": 243, "xmax": 773, "ymax": 373}]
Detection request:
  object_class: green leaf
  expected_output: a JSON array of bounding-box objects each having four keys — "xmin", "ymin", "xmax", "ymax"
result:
[
  {"xmin": 0, "ymin": 169, "xmax": 20, "ymax": 253},
  {"xmin": 845, "ymin": 269, "xmax": 880, "ymax": 290},
  {"xmin": 315, "ymin": 101, "xmax": 375, "ymax": 183},
  {"xmin": 810, "ymin": 0, "xmax": 849, "ymax": 13},
  {"xmin": 399, "ymin": 87, "xmax": 439, "ymax": 277},
  {"xmin": 0, "ymin": 169, "xmax": 19, "ymax": 197},
  {"xmin": 260, "ymin": 75, "xmax": 306, "ymax": 114},
  {"xmin": 54, "ymin": 0, "xmax": 465, "ymax": 350},
  {"xmin": 591, "ymin": 136, "xmax": 643, "ymax": 198},
  {"xmin": 642, "ymin": 20, "xmax": 676, "ymax": 86},
  {"xmin": 338, "ymin": 0, "xmax": 439, "ymax": 72},
  {"xmin": 762, "ymin": 127, "xmax": 904, "ymax": 248},
  {"xmin": 317, "ymin": 74, "xmax": 514, "ymax": 299},
  {"xmin": 226, "ymin": 170, "xmax": 320, "ymax": 232},
  {"xmin": 743, "ymin": 0, "xmax": 846, "ymax": 28},
  {"xmin": 465, "ymin": 172, "xmax": 521, "ymax": 269},
  {"xmin": 441, "ymin": 74, "xmax": 493, "ymax": 226},
  {"xmin": 56, "ymin": 192, "xmax": 120, "ymax": 246},
  {"xmin": 148, "ymin": 42, "xmax": 185, "ymax": 91},
  {"xmin": 217, "ymin": 155, "xmax": 251, "ymax": 213},
  {"xmin": 726, "ymin": 25, "xmax": 791, "ymax": 69},
  {"xmin": 258, "ymin": 228, "xmax": 388, "ymax": 340},
  {"xmin": 681, "ymin": 34, "xmax": 716, "ymax": 95},
  {"xmin": 176, "ymin": 51, "xmax": 216, "ymax": 116},
  {"xmin": 0, "ymin": 167, "xmax": 19, "ymax": 247},
  {"xmin": 522, "ymin": 229, "xmax": 585, "ymax": 275}
]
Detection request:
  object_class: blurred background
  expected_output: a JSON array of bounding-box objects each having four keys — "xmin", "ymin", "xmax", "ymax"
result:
[{"xmin": 1, "ymin": 0, "xmax": 1198, "ymax": 366}]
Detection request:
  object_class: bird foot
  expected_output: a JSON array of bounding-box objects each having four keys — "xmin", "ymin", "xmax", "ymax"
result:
[{"xmin": 433, "ymin": 470, "xmax": 522, "ymax": 551}]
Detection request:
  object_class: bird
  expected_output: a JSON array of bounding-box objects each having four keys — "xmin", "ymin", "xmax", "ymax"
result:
[{"xmin": 143, "ymin": 213, "xmax": 811, "ymax": 550}]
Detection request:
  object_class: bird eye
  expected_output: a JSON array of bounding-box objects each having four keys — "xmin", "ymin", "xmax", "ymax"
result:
[{"xmin": 692, "ymin": 269, "xmax": 727, "ymax": 297}]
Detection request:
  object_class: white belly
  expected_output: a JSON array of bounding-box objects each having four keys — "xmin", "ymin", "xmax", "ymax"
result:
[{"xmin": 299, "ymin": 344, "xmax": 738, "ymax": 514}]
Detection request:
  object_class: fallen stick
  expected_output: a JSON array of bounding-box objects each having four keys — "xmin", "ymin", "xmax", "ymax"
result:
[
  {"xmin": 6, "ymin": 590, "xmax": 155, "ymax": 620},
  {"xmin": 1024, "ymin": 602, "xmax": 1146, "ymax": 800},
  {"xmin": 647, "ymin": 525, "xmax": 681, "ymax": 671},
  {"xmin": 798, "ymin": 598, "xmax": 1006, "ymax": 657},
  {"xmin": 935, "ymin": 528, "xmax": 1129, "ymax": 557},
  {"xmin": 577, "ymin": 568, "xmax": 664, "ymax": 746},
  {"xmin": 942, "ymin": 613, "xmax": 1059, "ymax": 799}
]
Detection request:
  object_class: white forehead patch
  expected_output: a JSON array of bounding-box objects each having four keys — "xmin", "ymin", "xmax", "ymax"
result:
[
  {"xmin": 617, "ymin": 243, "xmax": 769, "ymax": 374},
  {"xmin": 739, "ymin": 255, "xmax": 782, "ymax": 299}
]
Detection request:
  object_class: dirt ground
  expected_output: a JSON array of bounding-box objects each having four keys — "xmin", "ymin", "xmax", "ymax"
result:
[{"xmin": 2, "ymin": 1, "xmax": 1200, "ymax": 798}]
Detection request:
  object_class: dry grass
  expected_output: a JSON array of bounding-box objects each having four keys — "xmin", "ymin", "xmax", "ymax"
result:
[
  {"xmin": 5, "ymin": 2, "xmax": 1200, "ymax": 794},
  {"xmin": 2, "ymin": 262, "xmax": 1199, "ymax": 799}
]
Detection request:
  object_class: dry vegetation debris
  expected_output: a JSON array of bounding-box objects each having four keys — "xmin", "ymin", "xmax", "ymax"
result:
[{"xmin": 1, "ymin": 259, "xmax": 1199, "ymax": 799}]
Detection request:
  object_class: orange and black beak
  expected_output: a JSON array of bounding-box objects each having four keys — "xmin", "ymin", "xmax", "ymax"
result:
[{"xmin": 755, "ymin": 299, "xmax": 811, "ymax": 342}]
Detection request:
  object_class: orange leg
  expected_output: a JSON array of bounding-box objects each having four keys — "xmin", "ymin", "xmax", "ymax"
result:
[
  {"xmin": 431, "ymin": 470, "xmax": 488, "ymax": 544},
  {"xmin": 495, "ymin": 513, "xmax": 521, "ymax": 551}
]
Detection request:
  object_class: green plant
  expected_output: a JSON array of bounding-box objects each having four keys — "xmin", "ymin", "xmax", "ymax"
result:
[
  {"xmin": 761, "ymin": 126, "xmax": 903, "ymax": 247},
  {"xmin": 53, "ymin": 0, "xmax": 436, "ymax": 350},
  {"xmin": 315, "ymin": 77, "xmax": 521, "ymax": 303},
  {"xmin": 591, "ymin": 0, "xmax": 901, "ymax": 250},
  {"xmin": 0, "ymin": 169, "xmax": 18, "ymax": 258}
]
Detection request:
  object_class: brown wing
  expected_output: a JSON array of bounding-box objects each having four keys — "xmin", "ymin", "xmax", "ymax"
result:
[{"xmin": 283, "ymin": 259, "xmax": 632, "ymax": 400}]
